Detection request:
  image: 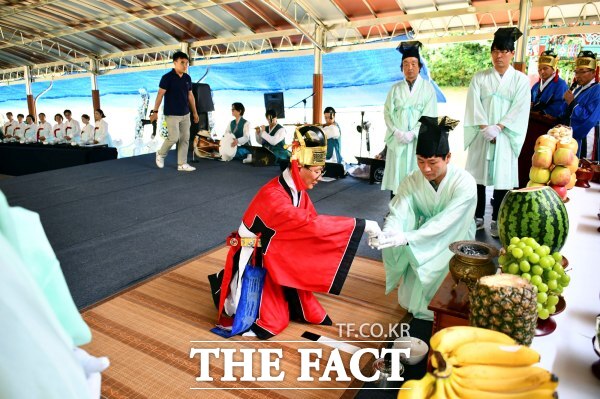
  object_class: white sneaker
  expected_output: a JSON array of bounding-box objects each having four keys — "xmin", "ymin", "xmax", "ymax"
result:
[
  {"xmin": 155, "ymin": 152, "xmax": 164, "ymax": 169},
  {"xmin": 242, "ymin": 154, "xmax": 253, "ymax": 164},
  {"xmin": 178, "ymin": 163, "xmax": 196, "ymax": 172},
  {"xmin": 490, "ymin": 220, "xmax": 499, "ymax": 238}
]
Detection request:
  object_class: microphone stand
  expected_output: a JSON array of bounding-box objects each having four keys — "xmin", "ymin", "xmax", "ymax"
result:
[
  {"xmin": 359, "ymin": 111, "xmax": 364, "ymax": 158},
  {"xmin": 289, "ymin": 93, "xmax": 315, "ymax": 124}
]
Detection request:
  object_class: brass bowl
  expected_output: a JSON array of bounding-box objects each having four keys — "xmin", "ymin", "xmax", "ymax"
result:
[{"xmin": 449, "ymin": 240, "xmax": 499, "ymax": 291}]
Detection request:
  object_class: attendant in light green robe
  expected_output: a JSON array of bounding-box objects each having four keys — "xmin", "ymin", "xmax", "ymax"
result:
[
  {"xmin": 382, "ymin": 41, "xmax": 438, "ymax": 195},
  {"xmin": 0, "ymin": 191, "xmax": 91, "ymax": 398},
  {"xmin": 376, "ymin": 117, "xmax": 477, "ymax": 320},
  {"xmin": 464, "ymin": 28, "xmax": 531, "ymax": 236}
]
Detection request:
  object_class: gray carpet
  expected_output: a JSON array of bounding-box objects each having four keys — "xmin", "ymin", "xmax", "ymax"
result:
[{"xmin": 0, "ymin": 152, "xmax": 389, "ymax": 308}]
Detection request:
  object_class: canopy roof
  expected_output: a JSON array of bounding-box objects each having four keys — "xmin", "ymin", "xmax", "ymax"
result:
[{"xmin": 0, "ymin": 0, "xmax": 598, "ymax": 83}]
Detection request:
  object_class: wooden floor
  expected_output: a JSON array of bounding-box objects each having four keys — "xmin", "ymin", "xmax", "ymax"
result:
[{"xmin": 82, "ymin": 247, "xmax": 404, "ymax": 399}]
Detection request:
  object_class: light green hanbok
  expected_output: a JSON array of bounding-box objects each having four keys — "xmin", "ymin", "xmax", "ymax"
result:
[{"xmin": 382, "ymin": 165, "xmax": 477, "ymax": 320}]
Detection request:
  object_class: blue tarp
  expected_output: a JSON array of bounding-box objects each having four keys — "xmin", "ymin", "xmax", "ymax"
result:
[{"xmin": 0, "ymin": 46, "xmax": 445, "ymax": 106}]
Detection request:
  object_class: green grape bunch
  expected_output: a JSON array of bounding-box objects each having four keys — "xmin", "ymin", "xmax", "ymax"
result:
[{"xmin": 498, "ymin": 236, "xmax": 571, "ymax": 320}]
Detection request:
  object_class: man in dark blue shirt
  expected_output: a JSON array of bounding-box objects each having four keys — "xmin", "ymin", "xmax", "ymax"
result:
[{"xmin": 150, "ymin": 51, "xmax": 200, "ymax": 171}]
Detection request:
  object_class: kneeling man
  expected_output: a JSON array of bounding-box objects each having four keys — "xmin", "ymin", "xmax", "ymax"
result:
[{"xmin": 376, "ymin": 116, "xmax": 477, "ymax": 320}]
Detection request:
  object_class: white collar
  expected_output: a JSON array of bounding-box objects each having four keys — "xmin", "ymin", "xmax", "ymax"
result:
[
  {"xmin": 574, "ymin": 80, "xmax": 595, "ymax": 99},
  {"xmin": 282, "ymin": 168, "xmax": 300, "ymax": 207},
  {"xmin": 539, "ymin": 72, "xmax": 556, "ymax": 92}
]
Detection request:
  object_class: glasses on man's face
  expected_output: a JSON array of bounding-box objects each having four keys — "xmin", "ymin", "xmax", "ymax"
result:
[
  {"xmin": 491, "ymin": 50, "xmax": 510, "ymax": 55},
  {"xmin": 574, "ymin": 69, "xmax": 593, "ymax": 75},
  {"xmin": 304, "ymin": 166, "xmax": 326, "ymax": 176}
]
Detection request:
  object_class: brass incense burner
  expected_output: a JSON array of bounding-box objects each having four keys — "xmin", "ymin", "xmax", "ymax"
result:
[{"xmin": 449, "ymin": 240, "xmax": 499, "ymax": 291}]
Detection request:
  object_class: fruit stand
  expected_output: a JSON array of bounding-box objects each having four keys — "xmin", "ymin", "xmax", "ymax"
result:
[{"xmin": 422, "ymin": 183, "xmax": 599, "ymax": 398}]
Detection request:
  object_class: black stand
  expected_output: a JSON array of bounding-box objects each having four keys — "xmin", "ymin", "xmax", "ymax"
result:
[{"xmin": 289, "ymin": 93, "xmax": 315, "ymax": 123}]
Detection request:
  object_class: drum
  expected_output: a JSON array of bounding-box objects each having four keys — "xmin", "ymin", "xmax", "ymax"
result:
[
  {"xmin": 193, "ymin": 134, "xmax": 221, "ymax": 159},
  {"xmin": 219, "ymin": 133, "xmax": 237, "ymax": 161}
]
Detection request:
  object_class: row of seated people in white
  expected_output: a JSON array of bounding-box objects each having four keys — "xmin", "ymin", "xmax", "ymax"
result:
[{"xmin": 3, "ymin": 113, "xmax": 111, "ymax": 145}]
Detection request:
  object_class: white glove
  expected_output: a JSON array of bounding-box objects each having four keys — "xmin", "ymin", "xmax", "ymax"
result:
[
  {"xmin": 364, "ymin": 220, "xmax": 382, "ymax": 238},
  {"xmin": 481, "ymin": 125, "xmax": 501, "ymax": 141},
  {"xmin": 376, "ymin": 230, "xmax": 408, "ymax": 249},
  {"xmin": 403, "ymin": 129, "xmax": 415, "ymax": 143},
  {"xmin": 393, "ymin": 129, "xmax": 414, "ymax": 144},
  {"xmin": 393, "ymin": 129, "xmax": 404, "ymax": 142}
]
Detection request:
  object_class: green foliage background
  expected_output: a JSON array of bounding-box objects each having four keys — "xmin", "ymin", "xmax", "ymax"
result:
[{"xmin": 422, "ymin": 42, "xmax": 493, "ymax": 87}]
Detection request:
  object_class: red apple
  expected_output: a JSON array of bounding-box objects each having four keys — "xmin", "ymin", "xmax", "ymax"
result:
[
  {"xmin": 553, "ymin": 147, "xmax": 574, "ymax": 166},
  {"xmin": 531, "ymin": 147, "xmax": 553, "ymax": 168},
  {"xmin": 556, "ymin": 138, "xmax": 578, "ymax": 155},
  {"xmin": 529, "ymin": 167, "xmax": 551, "ymax": 184},
  {"xmin": 550, "ymin": 166, "xmax": 571, "ymax": 186},
  {"xmin": 550, "ymin": 184, "xmax": 568, "ymax": 200},
  {"xmin": 535, "ymin": 135, "xmax": 558, "ymax": 152}
]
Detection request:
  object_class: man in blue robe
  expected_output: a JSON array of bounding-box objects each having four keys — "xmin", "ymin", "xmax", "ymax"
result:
[
  {"xmin": 531, "ymin": 51, "xmax": 568, "ymax": 118},
  {"xmin": 562, "ymin": 51, "xmax": 600, "ymax": 160}
]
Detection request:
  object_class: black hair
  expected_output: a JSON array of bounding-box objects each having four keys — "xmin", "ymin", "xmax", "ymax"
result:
[
  {"xmin": 17, "ymin": 113, "xmax": 24, "ymax": 118},
  {"xmin": 38, "ymin": 112, "xmax": 45, "ymax": 117},
  {"xmin": 173, "ymin": 51, "xmax": 189, "ymax": 61},
  {"xmin": 95, "ymin": 108, "xmax": 106, "ymax": 118},
  {"xmin": 64, "ymin": 109, "xmax": 72, "ymax": 115},
  {"xmin": 232, "ymin": 102, "xmax": 245, "ymax": 116},
  {"xmin": 54, "ymin": 113, "xmax": 63, "ymax": 121},
  {"xmin": 6, "ymin": 112, "xmax": 12, "ymax": 116},
  {"xmin": 324, "ymin": 106, "xmax": 336, "ymax": 115},
  {"xmin": 491, "ymin": 42, "xmax": 514, "ymax": 52},
  {"xmin": 26, "ymin": 114, "xmax": 36, "ymax": 122},
  {"xmin": 265, "ymin": 109, "xmax": 277, "ymax": 120},
  {"xmin": 82, "ymin": 114, "xmax": 90, "ymax": 120},
  {"xmin": 417, "ymin": 153, "xmax": 449, "ymax": 160}
]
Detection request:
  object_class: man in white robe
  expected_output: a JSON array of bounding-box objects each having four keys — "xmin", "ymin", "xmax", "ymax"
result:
[
  {"xmin": 13, "ymin": 113, "xmax": 26, "ymax": 141},
  {"xmin": 464, "ymin": 27, "xmax": 531, "ymax": 237},
  {"xmin": 37, "ymin": 113, "xmax": 53, "ymax": 142},
  {"xmin": 3, "ymin": 112, "xmax": 18, "ymax": 140},
  {"xmin": 382, "ymin": 41, "xmax": 438, "ymax": 195},
  {"xmin": 376, "ymin": 116, "xmax": 477, "ymax": 320},
  {"xmin": 23, "ymin": 114, "xmax": 38, "ymax": 143}
]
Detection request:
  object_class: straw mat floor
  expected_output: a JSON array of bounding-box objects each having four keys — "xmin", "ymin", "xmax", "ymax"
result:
[{"xmin": 82, "ymin": 247, "xmax": 404, "ymax": 399}]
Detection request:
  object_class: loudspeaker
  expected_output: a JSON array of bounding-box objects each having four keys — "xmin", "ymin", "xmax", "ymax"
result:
[
  {"xmin": 264, "ymin": 92, "xmax": 285, "ymax": 119},
  {"xmin": 324, "ymin": 162, "xmax": 346, "ymax": 179},
  {"xmin": 192, "ymin": 83, "xmax": 214, "ymax": 113}
]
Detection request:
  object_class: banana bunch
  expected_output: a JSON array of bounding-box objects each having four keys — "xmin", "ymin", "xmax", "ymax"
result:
[{"xmin": 398, "ymin": 326, "xmax": 559, "ymax": 399}]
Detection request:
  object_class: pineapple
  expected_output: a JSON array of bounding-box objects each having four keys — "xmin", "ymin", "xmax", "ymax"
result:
[{"xmin": 469, "ymin": 274, "xmax": 538, "ymax": 345}]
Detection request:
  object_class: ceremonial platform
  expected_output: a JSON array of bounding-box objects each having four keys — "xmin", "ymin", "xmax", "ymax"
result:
[{"xmin": 81, "ymin": 246, "xmax": 404, "ymax": 399}]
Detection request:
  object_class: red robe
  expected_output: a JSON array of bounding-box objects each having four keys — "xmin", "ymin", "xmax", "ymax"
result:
[{"xmin": 217, "ymin": 173, "xmax": 365, "ymax": 339}]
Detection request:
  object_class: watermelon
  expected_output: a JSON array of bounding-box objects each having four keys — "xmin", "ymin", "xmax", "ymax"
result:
[{"xmin": 498, "ymin": 186, "xmax": 569, "ymax": 253}]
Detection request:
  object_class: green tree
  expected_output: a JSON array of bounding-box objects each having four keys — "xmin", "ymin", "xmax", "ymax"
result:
[{"xmin": 423, "ymin": 42, "xmax": 492, "ymax": 87}]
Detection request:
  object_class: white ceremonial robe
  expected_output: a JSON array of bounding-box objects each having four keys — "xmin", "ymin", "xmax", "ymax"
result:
[
  {"xmin": 23, "ymin": 123, "xmax": 38, "ymax": 142},
  {"xmin": 52, "ymin": 123, "xmax": 65, "ymax": 142},
  {"xmin": 81, "ymin": 123, "xmax": 95, "ymax": 143},
  {"xmin": 64, "ymin": 118, "xmax": 81, "ymax": 142},
  {"xmin": 382, "ymin": 164, "xmax": 477, "ymax": 320},
  {"xmin": 3, "ymin": 120, "xmax": 17, "ymax": 137},
  {"xmin": 382, "ymin": 75, "xmax": 438, "ymax": 193},
  {"xmin": 322, "ymin": 123, "xmax": 341, "ymax": 140},
  {"xmin": 13, "ymin": 122, "xmax": 26, "ymax": 140},
  {"xmin": 464, "ymin": 66, "xmax": 531, "ymax": 189},
  {"xmin": 94, "ymin": 119, "xmax": 111, "ymax": 145},
  {"xmin": 37, "ymin": 122, "xmax": 52, "ymax": 141}
]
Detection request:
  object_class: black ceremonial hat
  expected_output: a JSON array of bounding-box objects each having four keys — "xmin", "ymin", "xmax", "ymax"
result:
[
  {"xmin": 492, "ymin": 27, "xmax": 522, "ymax": 51},
  {"xmin": 396, "ymin": 41, "xmax": 422, "ymax": 61},
  {"xmin": 416, "ymin": 116, "xmax": 456, "ymax": 157}
]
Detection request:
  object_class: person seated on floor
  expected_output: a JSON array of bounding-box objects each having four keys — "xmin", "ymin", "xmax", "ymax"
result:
[
  {"xmin": 222, "ymin": 102, "xmax": 252, "ymax": 163},
  {"xmin": 0, "ymin": 190, "xmax": 109, "ymax": 398},
  {"xmin": 322, "ymin": 106, "xmax": 344, "ymax": 164},
  {"xmin": 210, "ymin": 125, "xmax": 382, "ymax": 339},
  {"xmin": 3, "ymin": 112, "xmax": 18, "ymax": 141},
  {"xmin": 254, "ymin": 109, "xmax": 290, "ymax": 165},
  {"xmin": 93, "ymin": 109, "xmax": 113, "ymax": 146},
  {"xmin": 37, "ymin": 113, "xmax": 52, "ymax": 143},
  {"xmin": 52, "ymin": 113, "xmax": 65, "ymax": 143},
  {"xmin": 13, "ymin": 113, "xmax": 26, "ymax": 142},
  {"xmin": 80, "ymin": 114, "xmax": 95, "ymax": 144},
  {"xmin": 63, "ymin": 109, "xmax": 81, "ymax": 143},
  {"xmin": 22, "ymin": 114, "xmax": 38, "ymax": 143},
  {"xmin": 374, "ymin": 116, "xmax": 477, "ymax": 321}
]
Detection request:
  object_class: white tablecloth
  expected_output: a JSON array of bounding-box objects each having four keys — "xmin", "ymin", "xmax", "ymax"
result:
[{"xmin": 530, "ymin": 183, "xmax": 600, "ymax": 397}]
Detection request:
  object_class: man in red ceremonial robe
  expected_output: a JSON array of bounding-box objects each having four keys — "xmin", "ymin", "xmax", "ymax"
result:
[{"xmin": 213, "ymin": 125, "xmax": 382, "ymax": 339}]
